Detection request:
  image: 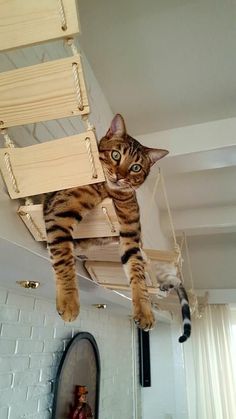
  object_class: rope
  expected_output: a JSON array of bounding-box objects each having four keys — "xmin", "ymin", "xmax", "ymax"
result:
[
  {"xmin": 18, "ymin": 210, "xmax": 45, "ymax": 241},
  {"xmin": 4, "ymin": 152, "xmax": 19, "ymax": 194},
  {"xmin": 147, "ymin": 167, "xmax": 161, "ymax": 218},
  {"xmin": 66, "ymin": 38, "xmax": 94, "ymax": 131},
  {"xmin": 1, "ymin": 129, "xmax": 20, "ymax": 194},
  {"xmin": 82, "ymin": 115, "xmax": 94, "ymax": 131},
  {"xmin": 72, "ymin": 62, "xmax": 84, "ymax": 111},
  {"xmin": 183, "ymin": 233, "xmax": 195, "ymax": 291},
  {"xmin": 66, "ymin": 38, "xmax": 84, "ymax": 110},
  {"xmin": 57, "ymin": 0, "xmax": 67, "ymax": 31},
  {"xmin": 102, "ymin": 206, "xmax": 116, "ymax": 233},
  {"xmin": 85, "ymin": 136, "xmax": 98, "ymax": 179},
  {"xmin": 1, "ymin": 129, "xmax": 15, "ymax": 148},
  {"xmin": 66, "ymin": 37, "xmax": 78, "ymax": 56},
  {"xmin": 160, "ymin": 170, "xmax": 178, "ymax": 250}
]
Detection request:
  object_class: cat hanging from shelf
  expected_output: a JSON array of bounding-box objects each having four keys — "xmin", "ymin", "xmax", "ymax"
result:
[{"xmin": 43, "ymin": 114, "xmax": 169, "ymax": 330}]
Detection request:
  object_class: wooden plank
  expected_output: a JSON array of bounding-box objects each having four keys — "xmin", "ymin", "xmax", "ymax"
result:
[
  {"xmin": 77, "ymin": 243, "xmax": 177, "ymax": 264},
  {"xmin": 0, "ymin": 0, "xmax": 80, "ymax": 51},
  {"xmin": 144, "ymin": 248, "xmax": 179, "ymax": 263},
  {"xmin": 85, "ymin": 261, "xmax": 128, "ymax": 286},
  {"xmin": 18, "ymin": 198, "xmax": 120, "ymax": 241},
  {"xmin": 84, "ymin": 260, "xmax": 164, "ymax": 292},
  {"xmin": 0, "ymin": 131, "xmax": 104, "ymax": 198},
  {"xmin": 0, "ymin": 55, "xmax": 89, "ymax": 128},
  {"xmin": 151, "ymin": 293, "xmax": 181, "ymax": 317}
]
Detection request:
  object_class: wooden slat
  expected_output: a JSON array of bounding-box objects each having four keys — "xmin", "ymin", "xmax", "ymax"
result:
[
  {"xmin": 77, "ymin": 243, "xmax": 178, "ymax": 264},
  {"xmin": 151, "ymin": 293, "xmax": 181, "ymax": 317},
  {"xmin": 18, "ymin": 198, "xmax": 120, "ymax": 241},
  {"xmin": 0, "ymin": 131, "xmax": 104, "ymax": 198},
  {"xmin": 0, "ymin": 55, "xmax": 89, "ymax": 128},
  {"xmin": 85, "ymin": 261, "xmax": 128, "ymax": 286},
  {"xmin": 0, "ymin": 0, "xmax": 80, "ymax": 51},
  {"xmin": 145, "ymin": 249, "xmax": 179, "ymax": 263},
  {"xmin": 85, "ymin": 260, "xmax": 171, "ymax": 291}
]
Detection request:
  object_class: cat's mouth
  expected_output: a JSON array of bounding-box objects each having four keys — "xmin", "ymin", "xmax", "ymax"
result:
[{"xmin": 108, "ymin": 177, "xmax": 132, "ymax": 189}]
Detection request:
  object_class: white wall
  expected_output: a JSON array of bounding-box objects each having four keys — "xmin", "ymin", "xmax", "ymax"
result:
[
  {"xmin": 141, "ymin": 322, "xmax": 188, "ymax": 419},
  {"xmin": 0, "ymin": 287, "xmax": 137, "ymax": 419}
]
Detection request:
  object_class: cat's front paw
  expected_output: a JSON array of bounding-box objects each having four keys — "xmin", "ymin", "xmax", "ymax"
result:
[
  {"xmin": 133, "ymin": 300, "xmax": 155, "ymax": 331},
  {"xmin": 56, "ymin": 292, "xmax": 80, "ymax": 322}
]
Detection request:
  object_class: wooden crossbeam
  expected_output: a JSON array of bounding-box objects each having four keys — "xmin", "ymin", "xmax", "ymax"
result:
[
  {"xmin": 0, "ymin": 131, "xmax": 104, "ymax": 198},
  {"xmin": 84, "ymin": 250, "xmax": 178, "ymax": 289},
  {"xmin": 18, "ymin": 198, "xmax": 120, "ymax": 241},
  {"xmin": 79, "ymin": 244, "xmax": 178, "ymax": 264},
  {"xmin": 0, "ymin": 0, "xmax": 80, "ymax": 51},
  {"xmin": 0, "ymin": 55, "xmax": 89, "ymax": 128},
  {"xmin": 85, "ymin": 259, "xmax": 181, "ymax": 316}
]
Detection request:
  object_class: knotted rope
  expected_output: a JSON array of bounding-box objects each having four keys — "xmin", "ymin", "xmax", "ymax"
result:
[
  {"xmin": 102, "ymin": 206, "xmax": 116, "ymax": 233},
  {"xmin": 85, "ymin": 137, "xmax": 98, "ymax": 179},
  {"xmin": 58, "ymin": 0, "xmax": 67, "ymax": 31}
]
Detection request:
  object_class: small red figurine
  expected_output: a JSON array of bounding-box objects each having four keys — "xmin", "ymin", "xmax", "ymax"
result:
[{"xmin": 69, "ymin": 385, "xmax": 93, "ymax": 419}]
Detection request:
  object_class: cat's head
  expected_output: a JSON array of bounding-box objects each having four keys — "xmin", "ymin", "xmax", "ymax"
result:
[{"xmin": 99, "ymin": 114, "xmax": 169, "ymax": 190}]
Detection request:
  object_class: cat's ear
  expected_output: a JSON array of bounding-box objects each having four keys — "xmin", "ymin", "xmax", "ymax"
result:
[
  {"xmin": 106, "ymin": 114, "xmax": 127, "ymax": 138},
  {"xmin": 145, "ymin": 147, "xmax": 169, "ymax": 166}
]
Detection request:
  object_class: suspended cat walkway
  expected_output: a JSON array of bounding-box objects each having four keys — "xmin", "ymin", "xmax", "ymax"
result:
[
  {"xmin": 0, "ymin": 0, "xmax": 107, "ymax": 238},
  {"xmin": 0, "ymin": 0, "xmax": 198, "ymax": 318}
]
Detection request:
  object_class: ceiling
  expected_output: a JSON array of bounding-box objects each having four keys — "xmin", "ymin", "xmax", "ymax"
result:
[
  {"xmin": 79, "ymin": 0, "xmax": 236, "ymax": 134},
  {"xmin": 0, "ymin": 0, "xmax": 235, "ymax": 316}
]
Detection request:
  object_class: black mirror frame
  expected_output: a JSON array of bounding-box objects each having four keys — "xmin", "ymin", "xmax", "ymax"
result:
[{"xmin": 52, "ymin": 331, "xmax": 101, "ymax": 418}]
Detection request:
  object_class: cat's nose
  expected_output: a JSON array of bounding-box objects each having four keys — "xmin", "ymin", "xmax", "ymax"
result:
[{"xmin": 116, "ymin": 173, "xmax": 125, "ymax": 181}]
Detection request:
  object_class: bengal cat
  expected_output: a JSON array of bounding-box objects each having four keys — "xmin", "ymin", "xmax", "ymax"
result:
[{"xmin": 43, "ymin": 114, "xmax": 168, "ymax": 329}]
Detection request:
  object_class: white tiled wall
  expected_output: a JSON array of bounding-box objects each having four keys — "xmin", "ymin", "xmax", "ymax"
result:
[{"xmin": 0, "ymin": 287, "xmax": 136, "ymax": 419}]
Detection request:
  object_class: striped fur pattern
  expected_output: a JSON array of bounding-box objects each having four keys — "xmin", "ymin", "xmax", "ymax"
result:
[
  {"xmin": 154, "ymin": 261, "xmax": 191, "ymax": 342},
  {"xmin": 43, "ymin": 114, "xmax": 168, "ymax": 328}
]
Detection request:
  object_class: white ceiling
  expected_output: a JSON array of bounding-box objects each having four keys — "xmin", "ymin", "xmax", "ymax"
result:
[{"xmin": 79, "ymin": 0, "xmax": 236, "ymax": 134}]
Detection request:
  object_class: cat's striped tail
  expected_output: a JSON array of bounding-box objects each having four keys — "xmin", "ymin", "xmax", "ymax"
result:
[{"xmin": 176, "ymin": 285, "xmax": 191, "ymax": 343}]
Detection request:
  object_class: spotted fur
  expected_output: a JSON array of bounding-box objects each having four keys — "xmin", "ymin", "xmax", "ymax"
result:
[
  {"xmin": 43, "ymin": 114, "xmax": 168, "ymax": 328},
  {"xmin": 154, "ymin": 261, "xmax": 191, "ymax": 342}
]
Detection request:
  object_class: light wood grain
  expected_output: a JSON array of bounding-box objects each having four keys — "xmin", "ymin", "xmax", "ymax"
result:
[
  {"xmin": 77, "ymin": 243, "xmax": 178, "ymax": 264},
  {"xmin": 0, "ymin": 131, "xmax": 104, "ymax": 198},
  {"xmin": 0, "ymin": 0, "xmax": 80, "ymax": 51},
  {"xmin": 85, "ymin": 260, "xmax": 181, "ymax": 316},
  {"xmin": 85, "ymin": 261, "xmax": 128, "ymax": 286},
  {"xmin": 0, "ymin": 55, "xmax": 89, "ymax": 128},
  {"xmin": 18, "ymin": 198, "xmax": 120, "ymax": 241},
  {"xmin": 84, "ymin": 252, "xmax": 178, "ymax": 289}
]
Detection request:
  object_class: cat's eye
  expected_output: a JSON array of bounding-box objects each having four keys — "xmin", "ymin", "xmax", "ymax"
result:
[
  {"xmin": 131, "ymin": 164, "xmax": 141, "ymax": 172},
  {"xmin": 111, "ymin": 150, "xmax": 121, "ymax": 161}
]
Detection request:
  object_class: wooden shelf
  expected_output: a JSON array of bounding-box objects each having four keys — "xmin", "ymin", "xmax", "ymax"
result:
[
  {"xmin": 0, "ymin": 55, "xmax": 88, "ymax": 128},
  {"xmin": 0, "ymin": 0, "xmax": 80, "ymax": 51},
  {"xmin": 84, "ymin": 257, "xmax": 182, "ymax": 316},
  {"xmin": 18, "ymin": 198, "xmax": 120, "ymax": 241},
  {"xmin": 0, "ymin": 131, "xmax": 104, "ymax": 198},
  {"xmin": 84, "ymin": 248, "xmax": 179, "ymax": 289}
]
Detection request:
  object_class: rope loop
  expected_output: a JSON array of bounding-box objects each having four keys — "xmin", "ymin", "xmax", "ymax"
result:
[
  {"xmin": 102, "ymin": 207, "xmax": 116, "ymax": 233},
  {"xmin": 1, "ymin": 129, "xmax": 15, "ymax": 148},
  {"xmin": 4, "ymin": 152, "xmax": 20, "ymax": 193},
  {"xmin": 72, "ymin": 62, "xmax": 84, "ymax": 111},
  {"xmin": 82, "ymin": 115, "xmax": 94, "ymax": 131},
  {"xmin": 66, "ymin": 37, "xmax": 78, "ymax": 56},
  {"xmin": 66, "ymin": 38, "xmax": 94, "ymax": 131},
  {"xmin": 85, "ymin": 137, "xmax": 98, "ymax": 179},
  {"xmin": 19, "ymin": 210, "xmax": 45, "ymax": 241},
  {"xmin": 57, "ymin": 0, "xmax": 67, "ymax": 31}
]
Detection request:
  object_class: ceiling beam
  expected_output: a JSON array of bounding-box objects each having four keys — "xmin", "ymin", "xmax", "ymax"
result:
[
  {"xmin": 137, "ymin": 117, "xmax": 236, "ymax": 156},
  {"xmin": 161, "ymin": 205, "xmax": 236, "ymax": 236}
]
